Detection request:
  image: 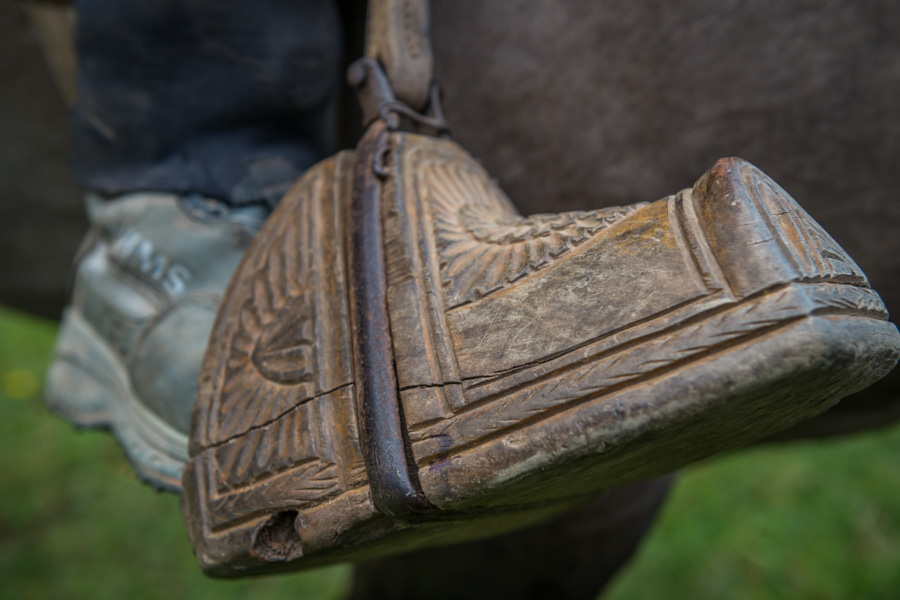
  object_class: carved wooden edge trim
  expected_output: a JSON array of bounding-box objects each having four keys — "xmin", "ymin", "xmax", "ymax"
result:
[
  {"xmin": 416, "ymin": 284, "xmax": 896, "ymax": 510},
  {"xmin": 410, "ymin": 282, "xmax": 889, "ymax": 462},
  {"xmin": 694, "ymin": 159, "xmax": 869, "ymax": 297},
  {"xmin": 382, "ymin": 135, "xmax": 466, "ymax": 407},
  {"xmin": 182, "ymin": 154, "xmax": 377, "ymax": 570},
  {"xmin": 349, "ymin": 121, "xmax": 432, "ymax": 519}
]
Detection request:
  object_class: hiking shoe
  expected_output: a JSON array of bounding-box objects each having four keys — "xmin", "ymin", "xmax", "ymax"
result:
[
  {"xmin": 181, "ymin": 125, "xmax": 900, "ymax": 574},
  {"xmin": 45, "ymin": 192, "xmax": 267, "ymax": 492}
]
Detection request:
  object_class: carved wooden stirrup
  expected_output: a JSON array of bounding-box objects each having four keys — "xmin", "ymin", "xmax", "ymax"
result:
[
  {"xmin": 180, "ymin": 117, "xmax": 900, "ymax": 575},
  {"xmin": 179, "ymin": 0, "xmax": 900, "ymax": 577}
]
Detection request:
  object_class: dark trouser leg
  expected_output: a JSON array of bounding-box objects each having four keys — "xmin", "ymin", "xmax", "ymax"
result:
[{"xmin": 72, "ymin": 0, "xmax": 343, "ymax": 207}]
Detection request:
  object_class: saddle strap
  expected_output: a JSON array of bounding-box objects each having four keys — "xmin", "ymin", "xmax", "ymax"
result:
[{"xmin": 364, "ymin": 0, "xmax": 433, "ymax": 111}]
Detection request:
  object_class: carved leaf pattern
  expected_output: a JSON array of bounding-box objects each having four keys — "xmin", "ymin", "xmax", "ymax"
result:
[
  {"xmin": 214, "ymin": 203, "xmax": 317, "ymax": 446},
  {"xmin": 423, "ymin": 160, "xmax": 644, "ymax": 307},
  {"xmin": 213, "ymin": 401, "xmax": 333, "ymax": 493}
]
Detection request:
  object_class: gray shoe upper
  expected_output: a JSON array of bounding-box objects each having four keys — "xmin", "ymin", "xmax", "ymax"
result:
[{"xmin": 47, "ymin": 192, "xmax": 267, "ymax": 491}]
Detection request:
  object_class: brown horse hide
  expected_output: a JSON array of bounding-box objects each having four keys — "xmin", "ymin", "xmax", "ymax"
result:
[
  {"xmin": 433, "ymin": 1, "xmax": 899, "ymax": 307},
  {"xmin": 429, "ymin": 0, "xmax": 900, "ymax": 435}
]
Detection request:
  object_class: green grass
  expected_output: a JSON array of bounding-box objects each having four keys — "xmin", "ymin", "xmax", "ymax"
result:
[
  {"xmin": 0, "ymin": 306, "xmax": 350, "ymax": 600},
  {"xmin": 1, "ymin": 304, "xmax": 898, "ymax": 599},
  {"xmin": 605, "ymin": 428, "xmax": 900, "ymax": 600}
]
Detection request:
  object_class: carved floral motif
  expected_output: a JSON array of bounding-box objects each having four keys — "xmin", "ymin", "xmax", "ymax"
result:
[{"xmin": 422, "ymin": 160, "xmax": 644, "ymax": 307}]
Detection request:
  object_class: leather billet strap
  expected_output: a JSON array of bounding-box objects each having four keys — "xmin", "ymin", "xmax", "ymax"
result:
[{"xmin": 365, "ymin": 0, "xmax": 433, "ymax": 111}]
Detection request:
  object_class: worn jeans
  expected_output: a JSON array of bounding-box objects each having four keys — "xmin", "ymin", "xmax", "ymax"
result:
[{"xmin": 72, "ymin": 0, "xmax": 344, "ymax": 207}]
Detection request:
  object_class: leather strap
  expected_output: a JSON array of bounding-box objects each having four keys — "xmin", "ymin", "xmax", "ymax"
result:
[{"xmin": 365, "ymin": 0, "xmax": 433, "ymax": 111}]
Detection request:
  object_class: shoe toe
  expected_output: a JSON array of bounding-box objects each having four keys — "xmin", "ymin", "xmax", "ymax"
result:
[{"xmin": 129, "ymin": 295, "xmax": 220, "ymax": 434}]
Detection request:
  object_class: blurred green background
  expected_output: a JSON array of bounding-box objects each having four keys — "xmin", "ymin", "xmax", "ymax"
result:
[{"xmin": 2, "ymin": 304, "xmax": 899, "ymax": 600}]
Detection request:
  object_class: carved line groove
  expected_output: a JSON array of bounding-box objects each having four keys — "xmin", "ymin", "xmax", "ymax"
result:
[{"xmin": 411, "ymin": 283, "xmax": 886, "ymax": 460}]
